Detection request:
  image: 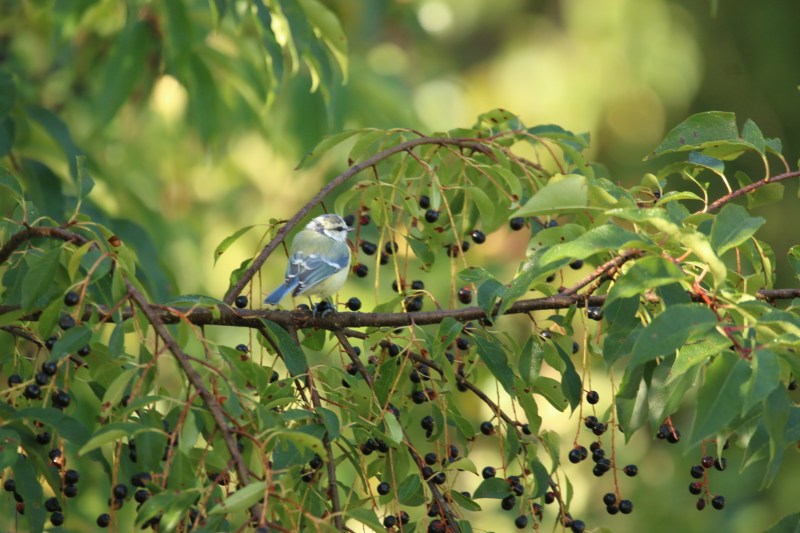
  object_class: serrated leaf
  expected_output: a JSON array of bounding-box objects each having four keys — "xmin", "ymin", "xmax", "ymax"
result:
[
  {"xmin": 209, "ymin": 481, "xmax": 268, "ymax": 515},
  {"xmin": 473, "ymin": 335, "xmax": 515, "ymax": 396},
  {"xmin": 514, "ymin": 174, "xmax": 590, "ymax": 217},
  {"xmin": 22, "ymin": 247, "xmax": 61, "ymax": 311},
  {"xmin": 260, "ymin": 319, "xmax": 308, "ymax": 376},
  {"xmin": 214, "ymin": 225, "xmax": 256, "ymax": 264},
  {"xmin": 630, "ymin": 304, "xmax": 717, "ymax": 367},
  {"xmin": 710, "ymin": 204, "xmax": 764, "ymax": 256},
  {"xmin": 688, "ymin": 352, "xmax": 750, "ymax": 446}
]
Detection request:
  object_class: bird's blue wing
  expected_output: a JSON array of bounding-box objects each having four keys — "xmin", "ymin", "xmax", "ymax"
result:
[{"xmin": 290, "ymin": 244, "xmax": 350, "ymax": 296}]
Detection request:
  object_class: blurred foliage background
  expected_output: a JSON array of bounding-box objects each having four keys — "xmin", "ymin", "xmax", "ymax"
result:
[{"xmin": 2, "ymin": 1, "xmax": 800, "ymax": 532}]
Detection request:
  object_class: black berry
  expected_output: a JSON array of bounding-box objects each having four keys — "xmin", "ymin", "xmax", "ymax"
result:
[
  {"xmin": 64, "ymin": 484, "xmax": 78, "ymax": 498},
  {"xmin": 421, "ymin": 416, "xmax": 434, "ymax": 431},
  {"xmin": 35, "ymin": 372, "xmax": 49, "ymax": 386},
  {"xmin": 514, "ymin": 515, "xmax": 528, "ymax": 529},
  {"xmin": 45, "ymin": 336, "xmax": 58, "ymax": 350},
  {"xmin": 131, "ymin": 472, "xmax": 152, "ymax": 487},
  {"xmin": 383, "ymin": 515, "xmax": 396, "ymax": 528},
  {"xmin": 481, "ymin": 466, "xmax": 496, "ymax": 479},
  {"xmin": 571, "ymin": 520, "xmax": 586, "ymax": 533},
  {"xmin": 714, "ymin": 457, "xmax": 727, "ymax": 471},
  {"xmin": 701, "ymin": 455, "xmax": 714, "ymax": 469},
  {"xmin": 384, "ymin": 241, "xmax": 398, "ymax": 255},
  {"xmin": 622, "ymin": 464, "xmax": 638, "ymax": 477},
  {"xmin": 480, "ymin": 421, "xmax": 494, "ymax": 436},
  {"xmin": 52, "ymin": 390, "xmax": 71, "ymax": 409},
  {"xmin": 113, "ymin": 484, "xmax": 128, "ymax": 500},
  {"xmin": 346, "ymin": 297, "xmax": 361, "ymax": 311},
  {"xmin": 3, "ymin": 479, "xmax": 15, "ymax": 492},
  {"xmin": 135, "ymin": 489, "xmax": 150, "ymax": 503},
  {"xmin": 377, "ymin": 482, "xmax": 391, "ymax": 495},
  {"xmin": 234, "ymin": 295, "xmax": 248, "ymax": 308},
  {"xmin": 569, "ymin": 259, "xmax": 584, "ymax": 270},
  {"xmin": 696, "ymin": 498, "xmax": 706, "ymax": 511},
  {"xmin": 96, "ymin": 513, "xmax": 110, "ymax": 527},
  {"xmin": 458, "ymin": 287, "xmax": 472, "ymax": 304},
  {"xmin": 23, "ymin": 384, "xmax": 41, "ymax": 400},
  {"xmin": 603, "ymin": 492, "xmax": 616, "ymax": 506},
  {"xmin": 77, "ymin": 344, "xmax": 90, "ymax": 356},
  {"xmin": 509, "ymin": 217, "xmax": 525, "ymax": 231},
  {"xmin": 59, "ymin": 315, "xmax": 75, "ymax": 330},
  {"xmin": 44, "ymin": 497, "xmax": 61, "ymax": 512},
  {"xmin": 690, "ymin": 465, "xmax": 704, "ymax": 479},
  {"xmin": 711, "ymin": 495, "xmax": 725, "ymax": 510},
  {"xmin": 424, "ymin": 209, "xmax": 440, "ymax": 223},
  {"xmin": 586, "ymin": 306, "xmax": 603, "ymax": 320},
  {"xmin": 618, "ymin": 499, "xmax": 633, "ymax": 514},
  {"xmin": 424, "ymin": 452, "xmax": 438, "ymax": 465},
  {"xmin": 353, "ymin": 263, "xmax": 368, "ymax": 277},
  {"xmin": 6, "ymin": 374, "xmax": 22, "ymax": 387},
  {"xmin": 470, "ymin": 229, "xmax": 486, "ymax": 244},
  {"xmin": 689, "ymin": 482, "xmax": 703, "ymax": 495},
  {"xmin": 586, "ymin": 390, "xmax": 599, "ymax": 404},
  {"xmin": 41, "ymin": 361, "xmax": 58, "ymax": 376},
  {"xmin": 64, "ymin": 469, "xmax": 80, "ymax": 484},
  {"xmin": 501, "ymin": 494, "xmax": 516, "ymax": 510},
  {"xmin": 64, "ymin": 291, "xmax": 79, "ymax": 306},
  {"xmin": 360, "ymin": 241, "xmax": 377, "ymax": 255},
  {"xmin": 419, "ymin": 195, "xmax": 431, "ymax": 209},
  {"xmin": 50, "ymin": 511, "xmax": 65, "ymax": 526}
]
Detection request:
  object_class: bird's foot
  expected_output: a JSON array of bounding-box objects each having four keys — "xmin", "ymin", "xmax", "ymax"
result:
[{"xmin": 312, "ymin": 300, "xmax": 336, "ymax": 318}]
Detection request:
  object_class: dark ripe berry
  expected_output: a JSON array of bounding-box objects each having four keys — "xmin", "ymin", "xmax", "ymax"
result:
[
  {"xmin": 52, "ymin": 391, "xmax": 71, "ymax": 409},
  {"xmin": 667, "ymin": 428, "xmax": 681, "ymax": 444},
  {"xmin": 460, "ymin": 240, "xmax": 470, "ymax": 253},
  {"xmin": 571, "ymin": 520, "xmax": 585, "ymax": 533},
  {"xmin": 586, "ymin": 305, "xmax": 603, "ymax": 321},
  {"xmin": 44, "ymin": 497, "xmax": 61, "ymax": 512},
  {"xmin": 584, "ymin": 415, "xmax": 598, "ymax": 429},
  {"xmin": 521, "ymin": 424, "xmax": 531, "ymax": 435},
  {"xmin": 35, "ymin": 372, "xmax": 49, "ymax": 386},
  {"xmin": 97, "ymin": 513, "xmax": 110, "ymax": 527},
  {"xmin": 591, "ymin": 448, "xmax": 605, "ymax": 462},
  {"xmin": 701, "ymin": 455, "xmax": 714, "ymax": 469},
  {"xmin": 514, "ymin": 515, "xmax": 528, "ymax": 529},
  {"xmin": 135, "ymin": 489, "xmax": 150, "ymax": 503},
  {"xmin": 572, "ymin": 340, "xmax": 580, "ymax": 354},
  {"xmin": 428, "ymin": 519, "xmax": 445, "ymax": 533},
  {"xmin": 690, "ymin": 465, "xmax": 704, "ymax": 479},
  {"xmin": 64, "ymin": 469, "xmax": 80, "ymax": 484},
  {"xmin": 412, "ymin": 390, "xmax": 427, "ymax": 404},
  {"xmin": 589, "ymin": 441, "xmax": 601, "ymax": 452},
  {"xmin": 603, "ymin": 492, "xmax": 616, "ymax": 506},
  {"xmin": 365, "ymin": 438, "xmax": 378, "ymax": 451},
  {"xmin": 689, "ymin": 482, "xmax": 703, "ymax": 495},
  {"xmin": 64, "ymin": 484, "xmax": 78, "ymax": 498},
  {"xmin": 113, "ymin": 484, "xmax": 128, "ymax": 500},
  {"xmin": 360, "ymin": 241, "xmax": 377, "ymax": 255},
  {"xmin": 422, "ymin": 466, "xmax": 434, "ymax": 479},
  {"xmin": 343, "ymin": 214, "xmax": 356, "ymax": 227},
  {"xmin": 360, "ymin": 444, "xmax": 373, "ymax": 456},
  {"xmin": 509, "ymin": 217, "xmax": 525, "ymax": 231},
  {"xmin": 7, "ymin": 374, "xmax": 23, "ymax": 387},
  {"xmin": 592, "ymin": 423, "xmax": 607, "ymax": 436},
  {"xmin": 50, "ymin": 511, "xmax": 65, "ymax": 526},
  {"xmin": 618, "ymin": 499, "xmax": 633, "ymax": 514},
  {"xmin": 270, "ymin": 371, "xmax": 280, "ymax": 383},
  {"xmin": 540, "ymin": 330, "xmax": 553, "ymax": 340},
  {"xmin": 77, "ymin": 344, "xmax": 90, "ymax": 356},
  {"xmin": 131, "ymin": 472, "xmax": 152, "ymax": 487},
  {"xmin": 359, "ymin": 214, "xmax": 371, "ymax": 226},
  {"xmin": 399, "ymin": 510, "xmax": 410, "ymax": 524},
  {"xmin": 606, "ymin": 504, "xmax": 619, "ymax": 515},
  {"xmin": 592, "ymin": 464, "xmax": 607, "ymax": 477},
  {"xmin": 391, "ymin": 279, "xmax": 404, "ymax": 293},
  {"xmin": 408, "ymin": 280, "xmax": 424, "ymax": 292},
  {"xmin": 23, "ymin": 384, "xmax": 41, "ymax": 399},
  {"xmin": 45, "ymin": 336, "xmax": 58, "ymax": 350},
  {"xmin": 346, "ymin": 297, "xmax": 362, "ymax": 311},
  {"xmin": 546, "ymin": 273, "xmax": 557, "ymax": 283},
  {"xmin": 13, "ymin": 491, "xmax": 22, "ymax": 502},
  {"xmin": 544, "ymin": 491, "xmax": 555, "ymax": 504},
  {"xmin": 424, "ymin": 452, "xmax": 438, "ymax": 465},
  {"xmin": 383, "ymin": 515, "xmax": 397, "ymax": 528},
  {"xmin": 59, "ymin": 315, "xmax": 75, "ymax": 330},
  {"xmin": 457, "ymin": 287, "xmax": 472, "ymax": 304},
  {"xmin": 379, "ymin": 252, "xmax": 389, "ymax": 265},
  {"xmin": 569, "ymin": 259, "xmax": 584, "ymax": 270},
  {"xmin": 377, "ymin": 482, "xmax": 391, "ymax": 495},
  {"xmin": 35, "ymin": 430, "xmax": 51, "ymax": 445},
  {"xmin": 448, "ymin": 445, "xmax": 459, "ymax": 459},
  {"xmin": 64, "ymin": 291, "xmax": 80, "ymax": 306},
  {"xmin": 432, "ymin": 472, "xmax": 446, "ymax": 485},
  {"xmin": 696, "ymin": 498, "xmax": 706, "ymax": 511},
  {"xmin": 623, "ymin": 464, "xmax": 638, "ymax": 477},
  {"xmin": 48, "ymin": 449, "xmax": 62, "ymax": 461},
  {"xmin": 419, "ymin": 195, "xmax": 431, "ymax": 209},
  {"xmin": 421, "ymin": 416, "xmax": 434, "ymax": 431},
  {"xmin": 387, "ymin": 343, "xmax": 401, "ymax": 357},
  {"xmin": 714, "ymin": 457, "xmax": 727, "ymax": 471},
  {"xmin": 481, "ymin": 466, "xmax": 496, "ymax": 479},
  {"xmin": 480, "ymin": 421, "xmax": 494, "ymax": 436},
  {"xmin": 384, "ymin": 241, "xmax": 398, "ymax": 255},
  {"xmin": 424, "ymin": 209, "xmax": 440, "ymax": 223},
  {"xmin": 3, "ymin": 479, "xmax": 15, "ymax": 492},
  {"xmin": 353, "ymin": 263, "xmax": 368, "ymax": 277},
  {"xmin": 711, "ymin": 495, "xmax": 725, "ymax": 510},
  {"xmin": 404, "ymin": 297, "xmax": 423, "ymax": 312},
  {"xmin": 309, "ymin": 454, "xmax": 323, "ymax": 470},
  {"xmin": 234, "ymin": 295, "xmax": 248, "ymax": 308},
  {"xmin": 346, "ymin": 363, "xmax": 359, "ymax": 376},
  {"xmin": 511, "ymin": 483, "xmax": 524, "ymax": 496},
  {"xmin": 586, "ymin": 390, "xmax": 599, "ymax": 404},
  {"xmin": 235, "ymin": 344, "xmax": 248, "ymax": 353},
  {"xmin": 568, "ymin": 448, "xmax": 584, "ymax": 464},
  {"xmin": 41, "ymin": 361, "xmax": 58, "ymax": 376},
  {"xmin": 470, "ymin": 229, "xmax": 486, "ymax": 244},
  {"xmin": 501, "ymin": 494, "xmax": 516, "ymax": 511},
  {"xmin": 456, "ymin": 337, "xmax": 470, "ymax": 350},
  {"xmin": 789, "ymin": 380, "xmax": 799, "ymax": 391}
]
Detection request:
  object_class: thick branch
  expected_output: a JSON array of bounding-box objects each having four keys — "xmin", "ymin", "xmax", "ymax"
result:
[
  {"xmin": 222, "ymin": 136, "xmax": 505, "ymax": 305},
  {"xmin": 0, "ymin": 226, "xmax": 90, "ymax": 264}
]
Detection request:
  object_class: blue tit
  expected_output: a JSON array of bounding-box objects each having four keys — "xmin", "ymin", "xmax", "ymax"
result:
[{"xmin": 264, "ymin": 214, "xmax": 353, "ymax": 305}]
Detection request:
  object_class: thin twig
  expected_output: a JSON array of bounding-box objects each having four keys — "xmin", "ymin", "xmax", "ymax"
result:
[
  {"xmin": 703, "ymin": 169, "xmax": 800, "ymax": 213},
  {"xmin": 0, "ymin": 226, "xmax": 90, "ymax": 264}
]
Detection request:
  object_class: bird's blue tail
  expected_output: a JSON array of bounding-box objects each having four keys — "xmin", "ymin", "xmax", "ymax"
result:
[{"xmin": 264, "ymin": 281, "xmax": 297, "ymax": 305}]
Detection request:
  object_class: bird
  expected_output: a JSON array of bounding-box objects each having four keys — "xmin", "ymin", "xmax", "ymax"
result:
[{"xmin": 263, "ymin": 214, "xmax": 352, "ymax": 307}]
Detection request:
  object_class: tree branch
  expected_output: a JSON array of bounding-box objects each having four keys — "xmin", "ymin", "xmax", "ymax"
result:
[
  {"xmin": 703, "ymin": 169, "xmax": 800, "ymax": 213},
  {"xmin": 0, "ymin": 226, "xmax": 90, "ymax": 264}
]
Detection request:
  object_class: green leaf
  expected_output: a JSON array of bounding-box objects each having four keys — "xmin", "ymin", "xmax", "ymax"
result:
[
  {"xmin": 449, "ymin": 489, "xmax": 481, "ymax": 511},
  {"xmin": 382, "ymin": 412, "xmax": 403, "ymax": 445},
  {"xmin": 764, "ymin": 512, "xmax": 800, "ymax": 533},
  {"xmin": 539, "ymin": 224, "xmax": 644, "ymax": 265},
  {"xmin": 762, "ymin": 387, "xmax": 789, "ymax": 487},
  {"xmin": 208, "ymin": 481, "xmax": 267, "ymax": 515},
  {"xmin": 78, "ymin": 422, "xmax": 147, "ymax": 455},
  {"xmin": 533, "ymin": 376, "xmax": 568, "ymax": 411},
  {"xmin": 789, "ymin": 245, "xmax": 800, "ymax": 281},
  {"xmin": 688, "ymin": 351, "xmax": 750, "ymax": 446},
  {"xmin": 345, "ymin": 508, "xmax": 383, "ymax": 532},
  {"xmin": 477, "ymin": 278, "xmax": 505, "ymax": 318},
  {"xmin": 473, "ymin": 477, "xmax": 510, "ymax": 499},
  {"xmin": 473, "ymin": 335, "xmax": 515, "ymax": 396},
  {"xmin": 647, "ymin": 111, "xmax": 738, "ymax": 158},
  {"xmin": 260, "ymin": 319, "xmax": 308, "ymax": 376},
  {"xmin": 742, "ymin": 349, "xmax": 781, "ymax": 415},
  {"xmin": 0, "ymin": 428, "xmax": 20, "ymax": 470},
  {"xmin": 404, "ymin": 235, "xmax": 435, "ymax": 268},
  {"xmin": 11, "ymin": 407, "xmax": 90, "ymax": 444},
  {"xmin": 49, "ymin": 326, "xmax": 93, "ymax": 362},
  {"xmin": 741, "ymin": 119, "xmax": 766, "ymax": 154},
  {"xmin": 552, "ymin": 342, "xmax": 582, "ymax": 411},
  {"xmin": 514, "ymin": 174, "xmax": 590, "ymax": 217},
  {"xmin": 297, "ymin": 130, "xmax": 363, "ymax": 169},
  {"xmin": 629, "ymin": 304, "xmax": 717, "ymax": 367},
  {"xmin": 316, "ymin": 406, "xmax": 340, "ymax": 440},
  {"xmin": 0, "ymin": 70, "xmax": 16, "ymax": 119},
  {"xmin": 14, "ymin": 452, "xmax": 46, "ymax": 533},
  {"xmin": 710, "ymin": 204, "xmax": 765, "ymax": 256},
  {"xmin": 672, "ymin": 333, "xmax": 729, "ymax": 376},
  {"xmin": 214, "ymin": 225, "xmax": 256, "ymax": 264},
  {"xmin": 605, "ymin": 256, "xmax": 688, "ymax": 306},
  {"xmin": 21, "ymin": 247, "xmax": 61, "ymax": 311},
  {"xmin": 396, "ymin": 474, "xmax": 425, "ymax": 506}
]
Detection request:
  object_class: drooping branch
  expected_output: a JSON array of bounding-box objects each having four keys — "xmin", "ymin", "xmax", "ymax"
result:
[{"xmin": 221, "ymin": 135, "xmax": 511, "ymax": 306}]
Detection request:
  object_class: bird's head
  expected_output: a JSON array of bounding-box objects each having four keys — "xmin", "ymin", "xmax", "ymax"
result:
[{"xmin": 307, "ymin": 214, "xmax": 352, "ymax": 242}]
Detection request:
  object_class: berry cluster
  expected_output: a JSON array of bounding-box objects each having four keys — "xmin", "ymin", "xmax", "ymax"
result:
[{"xmin": 688, "ymin": 447, "xmax": 728, "ymax": 511}]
